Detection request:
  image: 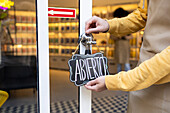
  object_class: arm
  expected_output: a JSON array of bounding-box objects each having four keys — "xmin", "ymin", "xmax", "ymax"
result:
[
  {"xmin": 85, "ymin": 0, "xmax": 147, "ymax": 36},
  {"xmin": 107, "ymin": 0, "xmax": 147, "ymax": 37},
  {"xmin": 105, "ymin": 46, "xmax": 170, "ymax": 91},
  {"xmin": 85, "ymin": 46, "xmax": 170, "ymax": 92}
]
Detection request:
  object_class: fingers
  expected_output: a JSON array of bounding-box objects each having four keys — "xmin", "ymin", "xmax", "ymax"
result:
[
  {"xmin": 85, "ymin": 16, "xmax": 100, "ymax": 34},
  {"xmin": 84, "ymin": 79, "xmax": 97, "ymax": 91},
  {"xmin": 85, "ymin": 84, "xmax": 99, "ymax": 92},
  {"xmin": 85, "ymin": 84, "xmax": 98, "ymax": 91},
  {"xmin": 85, "ymin": 16, "xmax": 97, "ymax": 31},
  {"xmin": 84, "ymin": 76, "xmax": 107, "ymax": 92},
  {"xmin": 86, "ymin": 79, "xmax": 97, "ymax": 86},
  {"xmin": 85, "ymin": 16, "xmax": 109, "ymax": 34},
  {"xmin": 86, "ymin": 28, "xmax": 100, "ymax": 34}
]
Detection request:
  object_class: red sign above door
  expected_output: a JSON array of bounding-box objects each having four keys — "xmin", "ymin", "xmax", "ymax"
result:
[{"xmin": 48, "ymin": 7, "xmax": 76, "ymax": 18}]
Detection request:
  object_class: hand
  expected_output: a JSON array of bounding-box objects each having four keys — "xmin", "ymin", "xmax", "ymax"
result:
[
  {"xmin": 85, "ymin": 16, "xmax": 109, "ymax": 34},
  {"xmin": 84, "ymin": 76, "xmax": 107, "ymax": 92}
]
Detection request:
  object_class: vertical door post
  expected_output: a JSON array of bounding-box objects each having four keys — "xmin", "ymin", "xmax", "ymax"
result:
[
  {"xmin": 79, "ymin": 0, "xmax": 92, "ymax": 113},
  {"xmin": 36, "ymin": 0, "xmax": 50, "ymax": 113}
]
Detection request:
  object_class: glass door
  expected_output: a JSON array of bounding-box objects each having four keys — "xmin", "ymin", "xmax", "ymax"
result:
[{"xmin": 48, "ymin": 0, "xmax": 79, "ymax": 112}]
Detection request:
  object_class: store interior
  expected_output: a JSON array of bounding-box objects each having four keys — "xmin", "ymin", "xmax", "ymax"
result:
[{"xmin": 0, "ymin": 0, "xmax": 143, "ymax": 112}]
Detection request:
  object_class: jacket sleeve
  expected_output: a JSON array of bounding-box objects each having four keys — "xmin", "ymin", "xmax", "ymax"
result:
[
  {"xmin": 107, "ymin": 0, "xmax": 147, "ymax": 37},
  {"xmin": 105, "ymin": 46, "xmax": 170, "ymax": 91}
]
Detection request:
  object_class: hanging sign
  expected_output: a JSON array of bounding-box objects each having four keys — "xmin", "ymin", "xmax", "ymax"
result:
[
  {"xmin": 48, "ymin": 7, "xmax": 76, "ymax": 18},
  {"xmin": 68, "ymin": 53, "xmax": 109, "ymax": 86}
]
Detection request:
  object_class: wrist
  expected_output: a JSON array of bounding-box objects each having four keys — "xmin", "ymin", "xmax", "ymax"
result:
[{"xmin": 102, "ymin": 19, "xmax": 110, "ymax": 33}]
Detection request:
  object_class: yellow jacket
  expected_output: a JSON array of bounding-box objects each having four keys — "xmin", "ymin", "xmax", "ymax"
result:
[
  {"xmin": 105, "ymin": 0, "xmax": 170, "ymax": 91},
  {"xmin": 107, "ymin": 0, "xmax": 147, "ymax": 37}
]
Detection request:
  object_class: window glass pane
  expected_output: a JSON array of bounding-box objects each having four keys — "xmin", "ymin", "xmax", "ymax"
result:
[
  {"xmin": 0, "ymin": 0, "xmax": 38, "ymax": 112},
  {"xmin": 48, "ymin": 0, "xmax": 79, "ymax": 112}
]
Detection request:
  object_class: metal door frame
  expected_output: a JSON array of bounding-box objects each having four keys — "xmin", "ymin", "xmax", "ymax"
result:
[{"xmin": 36, "ymin": 0, "xmax": 50, "ymax": 113}]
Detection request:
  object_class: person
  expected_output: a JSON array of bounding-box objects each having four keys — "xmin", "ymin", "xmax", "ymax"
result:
[
  {"xmin": 84, "ymin": 0, "xmax": 170, "ymax": 113},
  {"xmin": 111, "ymin": 8, "xmax": 132, "ymax": 72}
]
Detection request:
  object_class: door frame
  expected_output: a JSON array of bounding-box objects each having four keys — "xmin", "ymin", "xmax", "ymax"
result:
[
  {"xmin": 36, "ymin": 0, "xmax": 50, "ymax": 113},
  {"xmin": 36, "ymin": 0, "xmax": 93, "ymax": 113}
]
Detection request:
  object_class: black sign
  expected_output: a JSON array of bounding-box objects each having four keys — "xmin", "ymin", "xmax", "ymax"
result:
[{"xmin": 68, "ymin": 53, "xmax": 109, "ymax": 86}]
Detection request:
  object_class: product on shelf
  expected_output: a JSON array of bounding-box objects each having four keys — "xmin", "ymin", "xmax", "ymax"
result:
[
  {"xmin": 66, "ymin": 26, "xmax": 70, "ymax": 32},
  {"xmin": 65, "ymin": 38, "xmax": 70, "ymax": 44},
  {"xmin": 27, "ymin": 26, "xmax": 33, "ymax": 33},
  {"xmin": 65, "ymin": 18, "xmax": 70, "ymax": 22},
  {"xmin": 33, "ymin": 17, "xmax": 36, "ymax": 23},
  {"xmin": 27, "ymin": 47, "xmax": 33, "ymax": 53},
  {"xmin": 22, "ymin": 26, "xmax": 27, "ymax": 32},
  {"xmin": 71, "ymin": 38, "xmax": 75, "ymax": 44},
  {"xmin": 61, "ymin": 38, "xmax": 65, "ymax": 44},
  {"xmin": 55, "ymin": 27, "xmax": 59, "ymax": 32},
  {"xmin": 21, "ymin": 16, "xmax": 27, "ymax": 23},
  {"xmin": 55, "ymin": 49, "xmax": 58, "ymax": 54},
  {"xmin": 49, "ymin": 18, "xmax": 55, "ymax": 23},
  {"xmin": 33, "ymin": 37, "xmax": 36, "ymax": 44},
  {"xmin": 32, "ymin": 48, "xmax": 36, "ymax": 54},
  {"xmin": 17, "ymin": 47, "xmax": 22, "ymax": 54},
  {"xmin": 49, "ymin": 38, "xmax": 54, "ymax": 45},
  {"xmin": 71, "ymin": 26, "xmax": 76, "ymax": 32},
  {"xmin": 22, "ymin": 37, "xmax": 27, "ymax": 44},
  {"xmin": 27, "ymin": 37, "xmax": 32, "ymax": 44},
  {"xmin": 61, "ymin": 26, "xmax": 65, "ymax": 32},
  {"xmin": 22, "ymin": 48, "xmax": 27, "ymax": 54},
  {"xmin": 17, "ymin": 37, "xmax": 22, "ymax": 44},
  {"xmin": 17, "ymin": 26, "xmax": 21, "ymax": 32},
  {"xmin": 49, "ymin": 48, "xmax": 54, "ymax": 53},
  {"xmin": 27, "ymin": 17, "xmax": 33, "ymax": 23},
  {"xmin": 49, "ymin": 27, "xmax": 55, "ymax": 32},
  {"xmin": 61, "ymin": 49, "xmax": 65, "ymax": 54},
  {"xmin": 61, "ymin": 18, "xmax": 65, "ymax": 22},
  {"xmin": 55, "ymin": 18, "xmax": 59, "ymax": 22},
  {"xmin": 16, "ymin": 16, "xmax": 21, "ymax": 23},
  {"xmin": 54, "ymin": 38, "xmax": 58, "ymax": 43},
  {"xmin": 65, "ymin": 49, "xmax": 70, "ymax": 54}
]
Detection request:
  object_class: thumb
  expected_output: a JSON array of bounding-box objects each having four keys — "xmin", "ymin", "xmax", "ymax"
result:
[
  {"xmin": 86, "ymin": 79, "xmax": 97, "ymax": 86},
  {"xmin": 85, "ymin": 80, "xmax": 98, "ymax": 91}
]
